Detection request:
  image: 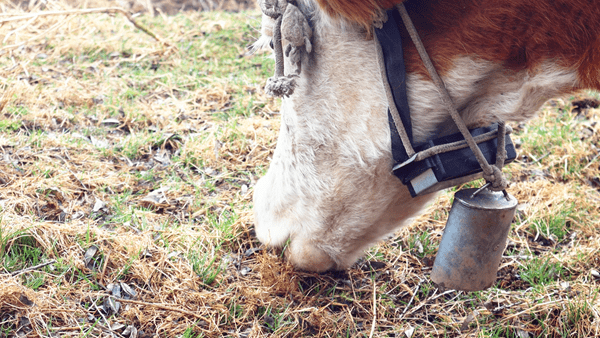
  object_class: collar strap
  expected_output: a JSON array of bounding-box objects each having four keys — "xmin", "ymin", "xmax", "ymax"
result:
[
  {"xmin": 374, "ymin": 9, "xmax": 414, "ymax": 164},
  {"xmin": 374, "ymin": 5, "xmax": 515, "ymax": 197}
]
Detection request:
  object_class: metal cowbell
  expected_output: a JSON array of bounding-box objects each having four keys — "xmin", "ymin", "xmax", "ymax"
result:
[{"xmin": 431, "ymin": 188, "xmax": 517, "ymax": 291}]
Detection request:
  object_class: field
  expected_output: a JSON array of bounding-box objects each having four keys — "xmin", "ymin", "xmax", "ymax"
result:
[{"xmin": 1, "ymin": 1, "xmax": 600, "ymax": 337}]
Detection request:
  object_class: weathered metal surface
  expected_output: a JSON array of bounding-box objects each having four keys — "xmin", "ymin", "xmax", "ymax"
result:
[{"xmin": 431, "ymin": 188, "xmax": 517, "ymax": 291}]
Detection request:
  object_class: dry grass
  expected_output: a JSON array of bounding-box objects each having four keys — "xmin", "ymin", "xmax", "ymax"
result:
[{"xmin": 0, "ymin": 1, "xmax": 599, "ymax": 337}]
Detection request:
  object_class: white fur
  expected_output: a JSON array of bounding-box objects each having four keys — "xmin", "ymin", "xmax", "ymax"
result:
[
  {"xmin": 408, "ymin": 57, "xmax": 578, "ymax": 144},
  {"xmin": 253, "ymin": 0, "xmax": 580, "ymax": 271}
]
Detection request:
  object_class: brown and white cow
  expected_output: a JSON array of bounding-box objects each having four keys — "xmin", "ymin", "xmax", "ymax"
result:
[{"xmin": 253, "ymin": 0, "xmax": 600, "ymax": 272}]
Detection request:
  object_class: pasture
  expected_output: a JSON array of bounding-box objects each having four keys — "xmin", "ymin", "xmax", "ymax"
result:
[{"xmin": 0, "ymin": 1, "xmax": 599, "ymax": 337}]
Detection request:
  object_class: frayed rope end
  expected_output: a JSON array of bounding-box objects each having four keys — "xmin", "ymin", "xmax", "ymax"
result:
[{"xmin": 265, "ymin": 75, "xmax": 297, "ymax": 97}]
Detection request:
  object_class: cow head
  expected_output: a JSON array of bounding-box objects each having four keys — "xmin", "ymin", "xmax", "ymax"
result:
[{"xmin": 253, "ymin": 0, "xmax": 600, "ymax": 272}]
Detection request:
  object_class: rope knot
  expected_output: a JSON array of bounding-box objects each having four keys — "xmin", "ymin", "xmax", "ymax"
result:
[
  {"xmin": 372, "ymin": 9, "xmax": 388, "ymax": 29},
  {"xmin": 483, "ymin": 165, "xmax": 508, "ymax": 191},
  {"xmin": 259, "ymin": 0, "xmax": 312, "ymax": 98},
  {"xmin": 265, "ymin": 75, "xmax": 297, "ymax": 97},
  {"xmin": 260, "ymin": 0, "xmax": 287, "ymax": 19}
]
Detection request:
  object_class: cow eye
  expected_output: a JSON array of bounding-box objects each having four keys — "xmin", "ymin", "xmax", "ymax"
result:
[{"xmin": 269, "ymin": 40, "xmax": 274, "ymax": 50}]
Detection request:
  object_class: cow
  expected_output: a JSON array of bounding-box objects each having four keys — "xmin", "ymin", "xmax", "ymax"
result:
[{"xmin": 252, "ymin": 0, "xmax": 600, "ymax": 272}]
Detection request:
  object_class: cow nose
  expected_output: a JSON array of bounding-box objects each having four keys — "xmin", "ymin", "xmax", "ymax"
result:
[{"xmin": 286, "ymin": 237, "xmax": 336, "ymax": 272}]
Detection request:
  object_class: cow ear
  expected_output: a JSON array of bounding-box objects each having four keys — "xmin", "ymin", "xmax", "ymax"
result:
[
  {"xmin": 248, "ymin": 35, "xmax": 273, "ymax": 55},
  {"xmin": 248, "ymin": 12, "xmax": 277, "ymax": 55}
]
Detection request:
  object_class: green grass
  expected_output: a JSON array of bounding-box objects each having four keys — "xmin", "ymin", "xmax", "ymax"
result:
[
  {"xmin": 1, "ymin": 233, "xmax": 44, "ymax": 273},
  {"xmin": 529, "ymin": 203, "xmax": 574, "ymax": 243},
  {"xmin": 180, "ymin": 326, "xmax": 204, "ymax": 338},
  {"xmin": 259, "ymin": 305, "xmax": 294, "ymax": 333},
  {"xmin": 0, "ymin": 119, "xmax": 21, "ymax": 132},
  {"xmin": 405, "ymin": 231, "xmax": 438, "ymax": 258},
  {"xmin": 188, "ymin": 208, "xmax": 239, "ymax": 285},
  {"xmin": 520, "ymin": 256, "xmax": 564, "ymax": 286},
  {"xmin": 479, "ymin": 326, "xmax": 525, "ymax": 338},
  {"xmin": 189, "ymin": 244, "xmax": 226, "ymax": 286},
  {"xmin": 0, "ymin": 225, "xmax": 25, "ymax": 260}
]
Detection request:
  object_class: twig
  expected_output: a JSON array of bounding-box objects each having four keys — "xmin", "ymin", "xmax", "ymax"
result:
[
  {"xmin": 146, "ymin": 0, "xmax": 154, "ymax": 17},
  {"xmin": 92, "ymin": 297, "xmax": 123, "ymax": 338},
  {"xmin": 99, "ymin": 251, "xmax": 110, "ymax": 283},
  {"xmin": 0, "ymin": 7, "xmax": 175, "ymax": 48},
  {"xmin": 400, "ymin": 277, "xmax": 423, "ymax": 318},
  {"xmin": 530, "ymin": 152, "xmax": 550, "ymax": 165},
  {"xmin": 583, "ymin": 152, "xmax": 600, "ymax": 170},
  {"xmin": 403, "ymin": 286, "xmax": 439, "ymax": 318},
  {"xmin": 428, "ymin": 288, "xmax": 456, "ymax": 301},
  {"xmin": 489, "ymin": 300, "xmax": 525, "ymax": 313},
  {"xmin": 369, "ymin": 281, "xmax": 377, "ymax": 338},
  {"xmin": 10, "ymin": 260, "xmax": 56, "ymax": 276},
  {"xmin": 2, "ymin": 15, "xmax": 37, "ymax": 44},
  {"xmin": 502, "ymin": 298, "xmax": 562, "ymax": 320},
  {"xmin": 113, "ymin": 297, "xmax": 212, "ymax": 324}
]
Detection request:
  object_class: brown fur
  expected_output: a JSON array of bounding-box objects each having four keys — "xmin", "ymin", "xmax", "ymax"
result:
[
  {"xmin": 315, "ymin": 0, "xmax": 403, "ymax": 27},
  {"xmin": 317, "ymin": 0, "xmax": 600, "ymax": 91}
]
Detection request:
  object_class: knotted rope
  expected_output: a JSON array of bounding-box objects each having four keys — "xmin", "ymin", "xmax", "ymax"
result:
[{"xmin": 260, "ymin": 0, "xmax": 312, "ymax": 97}]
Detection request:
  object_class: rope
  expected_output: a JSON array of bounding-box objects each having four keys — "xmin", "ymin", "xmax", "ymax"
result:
[
  {"xmin": 261, "ymin": 0, "xmax": 297, "ymax": 97},
  {"xmin": 414, "ymin": 125, "xmax": 512, "ymax": 162},
  {"xmin": 271, "ymin": 15, "xmax": 285, "ymax": 78},
  {"xmin": 496, "ymin": 121, "xmax": 508, "ymax": 169},
  {"xmin": 395, "ymin": 3, "xmax": 509, "ymax": 191}
]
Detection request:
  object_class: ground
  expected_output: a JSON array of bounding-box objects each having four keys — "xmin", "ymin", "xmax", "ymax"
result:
[{"xmin": 0, "ymin": 1, "xmax": 599, "ymax": 337}]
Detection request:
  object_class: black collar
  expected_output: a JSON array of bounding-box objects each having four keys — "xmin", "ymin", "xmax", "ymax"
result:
[
  {"xmin": 374, "ymin": 10, "xmax": 414, "ymax": 169},
  {"xmin": 374, "ymin": 10, "xmax": 517, "ymax": 197}
]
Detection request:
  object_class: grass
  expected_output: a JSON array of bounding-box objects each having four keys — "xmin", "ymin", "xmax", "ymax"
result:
[
  {"xmin": 520, "ymin": 257, "xmax": 564, "ymax": 287},
  {"xmin": 0, "ymin": 1, "xmax": 599, "ymax": 337}
]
